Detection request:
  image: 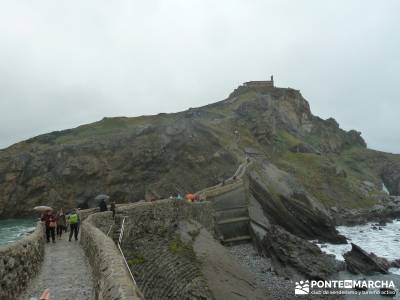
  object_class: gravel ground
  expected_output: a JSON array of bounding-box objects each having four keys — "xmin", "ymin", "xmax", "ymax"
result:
[
  {"xmin": 228, "ymin": 243, "xmax": 342, "ymax": 300},
  {"xmin": 228, "ymin": 243, "xmax": 295, "ymax": 299},
  {"xmin": 19, "ymin": 234, "xmax": 95, "ymax": 300}
]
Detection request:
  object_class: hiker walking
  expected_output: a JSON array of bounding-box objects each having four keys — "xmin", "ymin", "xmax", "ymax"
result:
[
  {"xmin": 99, "ymin": 199, "xmax": 108, "ymax": 212},
  {"xmin": 56, "ymin": 208, "xmax": 66, "ymax": 239},
  {"xmin": 41, "ymin": 210, "xmax": 56, "ymax": 243},
  {"xmin": 68, "ymin": 209, "xmax": 79, "ymax": 241},
  {"xmin": 96, "ymin": 194, "xmax": 110, "ymax": 212},
  {"xmin": 110, "ymin": 201, "xmax": 116, "ymax": 219},
  {"xmin": 76, "ymin": 208, "xmax": 81, "ymax": 234}
]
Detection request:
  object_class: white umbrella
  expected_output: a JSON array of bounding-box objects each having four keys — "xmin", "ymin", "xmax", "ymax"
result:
[{"xmin": 33, "ymin": 206, "xmax": 53, "ymax": 212}]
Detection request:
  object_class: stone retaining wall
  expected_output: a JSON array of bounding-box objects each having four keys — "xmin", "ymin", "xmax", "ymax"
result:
[
  {"xmin": 198, "ymin": 179, "xmax": 244, "ymax": 199},
  {"xmin": 80, "ymin": 213, "xmax": 143, "ymax": 300},
  {"xmin": 120, "ymin": 199, "xmax": 214, "ymax": 236},
  {"xmin": 119, "ymin": 199, "xmax": 214, "ymax": 299},
  {"xmin": 0, "ymin": 222, "xmax": 45, "ymax": 299},
  {"xmin": 79, "ymin": 207, "xmax": 99, "ymax": 221},
  {"xmin": 123, "ymin": 234, "xmax": 213, "ymax": 299}
]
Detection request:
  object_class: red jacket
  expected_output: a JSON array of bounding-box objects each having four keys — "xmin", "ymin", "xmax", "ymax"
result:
[{"xmin": 41, "ymin": 214, "xmax": 56, "ymax": 227}]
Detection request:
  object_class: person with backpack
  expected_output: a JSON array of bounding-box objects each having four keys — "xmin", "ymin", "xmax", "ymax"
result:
[
  {"xmin": 41, "ymin": 210, "xmax": 56, "ymax": 243},
  {"xmin": 68, "ymin": 209, "xmax": 79, "ymax": 241},
  {"xmin": 99, "ymin": 199, "xmax": 108, "ymax": 212},
  {"xmin": 56, "ymin": 208, "xmax": 66, "ymax": 239}
]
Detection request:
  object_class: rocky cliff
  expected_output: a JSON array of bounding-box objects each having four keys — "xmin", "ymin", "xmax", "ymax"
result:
[{"xmin": 1, "ymin": 83, "xmax": 400, "ymax": 218}]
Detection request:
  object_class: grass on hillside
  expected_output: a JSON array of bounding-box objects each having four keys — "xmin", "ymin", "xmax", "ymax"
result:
[
  {"xmin": 276, "ymin": 150, "xmax": 379, "ymax": 209},
  {"xmin": 53, "ymin": 115, "xmax": 177, "ymax": 144}
]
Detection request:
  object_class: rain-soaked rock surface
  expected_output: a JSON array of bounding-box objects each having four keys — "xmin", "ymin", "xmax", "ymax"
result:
[
  {"xmin": 19, "ymin": 236, "xmax": 95, "ymax": 300},
  {"xmin": 344, "ymin": 243, "xmax": 390, "ymax": 275}
]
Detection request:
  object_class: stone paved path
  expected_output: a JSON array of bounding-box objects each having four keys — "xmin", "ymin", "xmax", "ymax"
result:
[{"xmin": 19, "ymin": 234, "xmax": 95, "ymax": 300}]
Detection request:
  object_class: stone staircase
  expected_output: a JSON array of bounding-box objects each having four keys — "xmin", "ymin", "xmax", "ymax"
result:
[
  {"xmin": 194, "ymin": 160, "xmax": 253, "ymax": 245},
  {"xmin": 212, "ymin": 186, "xmax": 251, "ymax": 245}
]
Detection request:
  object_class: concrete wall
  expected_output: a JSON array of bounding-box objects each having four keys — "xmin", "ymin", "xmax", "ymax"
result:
[
  {"xmin": 0, "ymin": 222, "xmax": 45, "ymax": 299},
  {"xmin": 80, "ymin": 213, "xmax": 143, "ymax": 300}
]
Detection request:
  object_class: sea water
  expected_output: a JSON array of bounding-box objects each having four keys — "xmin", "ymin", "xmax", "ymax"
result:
[
  {"xmin": 0, "ymin": 218, "xmax": 37, "ymax": 245},
  {"xmin": 312, "ymin": 220, "xmax": 400, "ymax": 299},
  {"xmin": 314, "ymin": 220, "xmax": 400, "ymax": 275}
]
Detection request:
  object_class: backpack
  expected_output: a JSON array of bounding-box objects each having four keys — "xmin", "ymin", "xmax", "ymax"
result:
[{"xmin": 69, "ymin": 213, "xmax": 78, "ymax": 224}]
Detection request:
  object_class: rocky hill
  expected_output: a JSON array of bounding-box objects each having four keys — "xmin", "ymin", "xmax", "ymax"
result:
[{"xmin": 1, "ymin": 83, "xmax": 400, "ymax": 218}]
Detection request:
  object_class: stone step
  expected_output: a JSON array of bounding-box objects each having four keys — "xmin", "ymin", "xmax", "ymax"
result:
[
  {"xmin": 214, "ymin": 211, "xmax": 249, "ymax": 222},
  {"xmin": 217, "ymin": 216, "xmax": 250, "ymax": 225},
  {"xmin": 222, "ymin": 235, "xmax": 252, "ymax": 243},
  {"xmin": 250, "ymin": 219, "xmax": 269, "ymax": 231},
  {"xmin": 214, "ymin": 205, "xmax": 248, "ymax": 213}
]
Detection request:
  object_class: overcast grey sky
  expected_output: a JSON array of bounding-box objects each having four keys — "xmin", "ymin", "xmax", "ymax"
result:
[{"xmin": 0, "ymin": 0, "xmax": 399, "ymax": 153}]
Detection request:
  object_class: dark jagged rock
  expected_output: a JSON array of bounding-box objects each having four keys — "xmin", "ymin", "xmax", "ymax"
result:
[
  {"xmin": 382, "ymin": 162, "xmax": 400, "ymax": 196},
  {"xmin": 378, "ymin": 220, "xmax": 388, "ymax": 226},
  {"xmin": 289, "ymin": 143, "xmax": 319, "ymax": 154},
  {"xmin": 248, "ymin": 162, "xmax": 346, "ymax": 244},
  {"xmin": 254, "ymin": 224, "xmax": 339, "ymax": 280},
  {"xmin": 344, "ymin": 243, "xmax": 390, "ymax": 275},
  {"xmin": 336, "ymin": 198, "xmax": 400, "ymax": 226},
  {"xmin": 390, "ymin": 259, "xmax": 400, "ymax": 268},
  {"xmin": 335, "ymin": 167, "xmax": 347, "ymax": 178}
]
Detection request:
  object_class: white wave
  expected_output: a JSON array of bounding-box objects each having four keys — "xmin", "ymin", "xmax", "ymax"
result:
[
  {"xmin": 390, "ymin": 268, "xmax": 400, "ymax": 275},
  {"xmin": 0, "ymin": 220, "xmax": 36, "ymax": 245},
  {"xmin": 382, "ymin": 182, "xmax": 390, "ymax": 194},
  {"xmin": 314, "ymin": 219, "xmax": 400, "ymax": 274}
]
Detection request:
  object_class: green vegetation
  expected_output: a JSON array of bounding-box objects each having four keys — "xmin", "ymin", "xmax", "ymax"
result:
[
  {"xmin": 128, "ymin": 252, "xmax": 146, "ymax": 266},
  {"xmin": 55, "ymin": 118, "xmax": 129, "ymax": 144},
  {"xmin": 273, "ymin": 130, "xmax": 301, "ymax": 153},
  {"xmin": 169, "ymin": 235, "xmax": 195, "ymax": 259},
  {"xmin": 276, "ymin": 150, "xmax": 379, "ymax": 209},
  {"xmin": 53, "ymin": 115, "xmax": 163, "ymax": 144}
]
